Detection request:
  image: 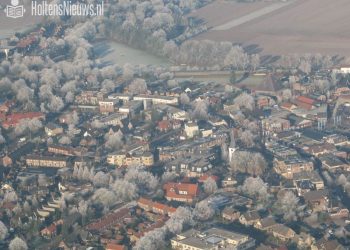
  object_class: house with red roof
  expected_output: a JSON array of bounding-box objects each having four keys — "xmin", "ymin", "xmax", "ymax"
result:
[
  {"xmin": 198, "ymin": 175, "xmax": 219, "ymax": 183},
  {"xmin": 105, "ymin": 243, "xmax": 126, "ymax": 250},
  {"xmin": 294, "ymin": 96, "xmax": 316, "ymax": 110},
  {"xmin": 157, "ymin": 120, "xmax": 171, "ymax": 132},
  {"xmin": 2, "ymin": 112, "xmax": 45, "ymax": 129},
  {"xmin": 137, "ymin": 198, "xmax": 176, "ymax": 216},
  {"xmin": 163, "ymin": 182, "xmax": 199, "ymax": 203}
]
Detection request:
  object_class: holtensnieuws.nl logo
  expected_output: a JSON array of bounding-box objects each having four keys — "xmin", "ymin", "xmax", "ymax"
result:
[
  {"xmin": 4, "ymin": 0, "xmax": 104, "ymax": 18},
  {"xmin": 5, "ymin": 0, "xmax": 25, "ymax": 19}
]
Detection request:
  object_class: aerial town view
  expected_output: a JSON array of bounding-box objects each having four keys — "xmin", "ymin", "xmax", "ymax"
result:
[{"xmin": 0, "ymin": 0, "xmax": 350, "ymax": 249}]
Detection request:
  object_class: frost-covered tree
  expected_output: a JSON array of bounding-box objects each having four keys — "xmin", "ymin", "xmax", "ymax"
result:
[
  {"xmin": 92, "ymin": 188, "xmax": 117, "ymax": 208},
  {"xmin": 203, "ymin": 178, "xmax": 217, "ymax": 195},
  {"xmin": 129, "ymin": 78, "xmax": 147, "ymax": 94},
  {"xmin": 124, "ymin": 166, "xmax": 158, "ymax": 193},
  {"xmin": 133, "ymin": 228, "xmax": 166, "ymax": 250},
  {"xmin": 0, "ymin": 220, "xmax": 8, "ymax": 240},
  {"xmin": 250, "ymin": 54, "xmax": 260, "ymax": 71},
  {"xmin": 191, "ymin": 99, "xmax": 208, "ymax": 120},
  {"xmin": 193, "ymin": 201, "xmax": 214, "ymax": 221},
  {"xmin": 166, "ymin": 206, "xmax": 193, "ymax": 234},
  {"xmin": 105, "ymin": 130, "xmax": 124, "ymax": 151},
  {"xmin": 275, "ymin": 191, "xmax": 304, "ymax": 221},
  {"xmin": 234, "ymin": 93, "xmax": 255, "ymax": 111},
  {"xmin": 230, "ymin": 151, "xmax": 266, "ymax": 176},
  {"xmin": 0, "ymin": 129, "xmax": 6, "ymax": 144},
  {"xmin": 161, "ymin": 171, "xmax": 177, "ymax": 184},
  {"xmin": 9, "ymin": 237, "xmax": 28, "ymax": 250},
  {"xmin": 239, "ymin": 130, "xmax": 255, "ymax": 148},
  {"xmin": 92, "ymin": 171, "xmax": 110, "ymax": 187},
  {"xmin": 59, "ymin": 136, "xmax": 71, "ymax": 145},
  {"xmin": 241, "ymin": 177, "xmax": 269, "ymax": 202},
  {"xmin": 179, "ymin": 92, "xmax": 190, "ymax": 105},
  {"xmin": 111, "ymin": 179, "xmax": 139, "ymax": 202}
]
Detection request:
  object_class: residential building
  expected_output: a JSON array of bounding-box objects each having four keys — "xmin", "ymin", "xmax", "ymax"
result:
[
  {"xmin": 239, "ymin": 211, "xmax": 261, "ymax": 226},
  {"xmin": 184, "ymin": 121, "xmax": 199, "ymax": 138},
  {"xmin": 274, "ymin": 156, "xmax": 314, "ymax": 179},
  {"xmin": 262, "ymin": 117, "xmax": 290, "ymax": 134},
  {"xmin": 270, "ymin": 224, "xmax": 296, "ymax": 241},
  {"xmin": 133, "ymin": 94, "xmax": 178, "ymax": 105},
  {"xmin": 163, "ymin": 182, "xmax": 199, "ymax": 203},
  {"xmin": 99, "ymin": 99, "xmax": 118, "ymax": 113},
  {"xmin": 75, "ymin": 91, "xmax": 105, "ymax": 105},
  {"xmin": 171, "ymin": 228, "xmax": 255, "ymax": 250},
  {"xmin": 25, "ymin": 155, "xmax": 68, "ymax": 168},
  {"xmin": 48, "ymin": 144, "xmax": 85, "ymax": 157},
  {"xmin": 107, "ymin": 152, "xmax": 154, "ymax": 167},
  {"xmin": 254, "ymin": 217, "xmax": 277, "ymax": 231},
  {"xmin": 97, "ymin": 113, "xmax": 128, "ymax": 127},
  {"xmin": 2, "ymin": 112, "xmax": 45, "ymax": 129},
  {"xmin": 221, "ymin": 176, "xmax": 237, "ymax": 187},
  {"xmin": 45, "ymin": 123, "xmax": 63, "ymax": 136},
  {"xmin": 293, "ymin": 170, "xmax": 324, "ymax": 191},
  {"xmin": 86, "ymin": 208, "xmax": 130, "ymax": 232},
  {"xmin": 319, "ymin": 154, "xmax": 350, "ymax": 171},
  {"xmin": 222, "ymin": 207, "xmax": 240, "ymax": 221},
  {"xmin": 303, "ymin": 190, "xmax": 329, "ymax": 212},
  {"xmin": 137, "ymin": 198, "xmax": 177, "ymax": 216}
]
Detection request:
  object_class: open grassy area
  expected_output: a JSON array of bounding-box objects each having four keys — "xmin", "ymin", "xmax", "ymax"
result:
[{"xmin": 191, "ymin": 0, "xmax": 350, "ymax": 56}]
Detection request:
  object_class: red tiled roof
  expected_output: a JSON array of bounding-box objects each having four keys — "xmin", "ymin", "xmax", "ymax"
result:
[
  {"xmin": 296, "ymin": 96, "xmax": 315, "ymax": 105},
  {"xmin": 17, "ymin": 36, "xmax": 37, "ymax": 48},
  {"xmin": 280, "ymin": 102, "xmax": 295, "ymax": 110},
  {"xmin": 158, "ymin": 120, "xmax": 171, "ymax": 130},
  {"xmin": 87, "ymin": 208, "xmax": 129, "ymax": 232},
  {"xmin": 198, "ymin": 175, "xmax": 219, "ymax": 183},
  {"xmin": 41, "ymin": 224, "xmax": 56, "ymax": 235},
  {"xmin": 105, "ymin": 243, "xmax": 125, "ymax": 250},
  {"xmin": 137, "ymin": 198, "xmax": 177, "ymax": 215},
  {"xmin": 163, "ymin": 182, "xmax": 199, "ymax": 196},
  {"xmin": 163, "ymin": 182, "xmax": 199, "ymax": 201},
  {"xmin": 2, "ymin": 112, "xmax": 45, "ymax": 128}
]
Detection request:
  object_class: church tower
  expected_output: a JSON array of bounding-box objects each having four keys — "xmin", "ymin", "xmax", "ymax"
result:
[{"xmin": 228, "ymin": 130, "xmax": 237, "ymax": 163}]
